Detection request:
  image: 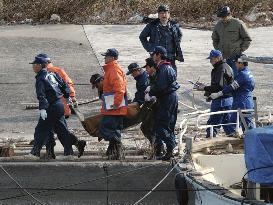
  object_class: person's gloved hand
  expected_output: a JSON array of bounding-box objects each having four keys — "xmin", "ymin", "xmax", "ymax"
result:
[
  {"xmin": 145, "ymin": 93, "xmax": 151, "ymax": 101},
  {"xmin": 144, "ymin": 86, "xmax": 151, "ymax": 94},
  {"xmin": 72, "ymin": 98, "xmax": 78, "ymax": 108},
  {"xmin": 210, "ymin": 91, "xmax": 223, "ymax": 99},
  {"xmin": 194, "ymin": 82, "xmax": 206, "ymax": 91},
  {"xmin": 150, "ymin": 96, "xmax": 157, "ymax": 101},
  {"xmin": 65, "ymin": 97, "xmax": 73, "ymax": 106},
  {"xmin": 40, "ymin": 109, "xmax": 47, "ymax": 120},
  {"xmin": 110, "ymin": 104, "xmax": 119, "ymax": 110},
  {"xmin": 145, "ymin": 93, "xmax": 157, "ymax": 101}
]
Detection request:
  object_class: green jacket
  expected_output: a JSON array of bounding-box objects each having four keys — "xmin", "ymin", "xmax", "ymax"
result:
[{"xmin": 212, "ymin": 17, "xmax": 252, "ymax": 59}]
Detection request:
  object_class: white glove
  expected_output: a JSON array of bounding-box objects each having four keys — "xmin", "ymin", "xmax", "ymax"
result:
[
  {"xmin": 145, "ymin": 93, "xmax": 157, "ymax": 102},
  {"xmin": 150, "ymin": 96, "xmax": 157, "ymax": 101},
  {"xmin": 144, "ymin": 93, "xmax": 151, "ymax": 101},
  {"xmin": 40, "ymin": 109, "xmax": 47, "ymax": 120},
  {"xmin": 210, "ymin": 91, "xmax": 223, "ymax": 99},
  {"xmin": 144, "ymin": 86, "xmax": 151, "ymax": 94}
]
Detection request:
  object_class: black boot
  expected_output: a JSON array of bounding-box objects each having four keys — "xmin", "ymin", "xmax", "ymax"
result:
[
  {"xmin": 155, "ymin": 144, "xmax": 165, "ymax": 160},
  {"xmin": 46, "ymin": 146, "xmax": 56, "ymax": 159},
  {"xmin": 106, "ymin": 140, "xmax": 116, "ymax": 159},
  {"xmin": 114, "ymin": 141, "xmax": 125, "ymax": 160},
  {"xmin": 76, "ymin": 140, "xmax": 86, "ymax": 158},
  {"xmin": 161, "ymin": 149, "xmax": 174, "ymax": 161}
]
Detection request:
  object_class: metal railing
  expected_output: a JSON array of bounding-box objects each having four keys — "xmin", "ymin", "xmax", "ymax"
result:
[
  {"xmin": 177, "ymin": 108, "xmax": 255, "ymax": 155},
  {"xmin": 196, "ymin": 109, "xmax": 254, "ymax": 138}
]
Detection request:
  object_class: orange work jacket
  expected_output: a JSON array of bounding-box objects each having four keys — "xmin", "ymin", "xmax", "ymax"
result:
[{"xmin": 101, "ymin": 60, "xmax": 128, "ymax": 116}]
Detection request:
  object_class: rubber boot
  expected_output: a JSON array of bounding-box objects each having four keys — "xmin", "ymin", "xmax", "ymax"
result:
[
  {"xmin": 114, "ymin": 141, "xmax": 125, "ymax": 160},
  {"xmin": 106, "ymin": 140, "xmax": 115, "ymax": 159},
  {"xmin": 155, "ymin": 144, "xmax": 165, "ymax": 160},
  {"xmin": 76, "ymin": 140, "xmax": 86, "ymax": 158},
  {"xmin": 46, "ymin": 146, "xmax": 56, "ymax": 159},
  {"xmin": 161, "ymin": 149, "xmax": 174, "ymax": 161}
]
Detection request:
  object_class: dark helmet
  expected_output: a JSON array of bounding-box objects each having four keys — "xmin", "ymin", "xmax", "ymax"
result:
[
  {"xmin": 217, "ymin": 6, "xmax": 231, "ymax": 18},
  {"xmin": 157, "ymin": 4, "xmax": 169, "ymax": 12}
]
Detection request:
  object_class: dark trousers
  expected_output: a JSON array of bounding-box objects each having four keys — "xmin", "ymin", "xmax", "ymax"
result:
[
  {"xmin": 170, "ymin": 60, "xmax": 177, "ymax": 76},
  {"xmin": 226, "ymin": 57, "xmax": 238, "ymax": 77},
  {"xmin": 154, "ymin": 92, "xmax": 178, "ymax": 151},
  {"xmin": 99, "ymin": 115, "xmax": 123, "ymax": 142},
  {"xmin": 206, "ymin": 104, "xmax": 234, "ymax": 137},
  {"xmin": 31, "ymin": 100, "xmax": 73, "ymax": 156},
  {"xmin": 46, "ymin": 128, "xmax": 79, "ymax": 149},
  {"xmin": 229, "ymin": 111, "xmax": 255, "ymax": 133}
]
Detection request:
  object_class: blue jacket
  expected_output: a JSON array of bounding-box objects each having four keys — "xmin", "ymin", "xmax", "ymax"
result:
[
  {"xmin": 139, "ymin": 19, "xmax": 184, "ymax": 62},
  {"xmin": 149, "ymin": 61, "xmax": 180, "ymax": 98},
  {"xmin": 133, "ymin": 71, "xmax": 149, "ymax": 105},
  {"xmin": 35, "ymin": 69, "xmax": 70, "ymax": 110},
  {"xmin": 223, "ymin": 66, "xmax": 255, "ymax": 109}
]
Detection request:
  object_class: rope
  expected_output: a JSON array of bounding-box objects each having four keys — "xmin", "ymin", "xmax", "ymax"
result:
[
  {"xmin": 0, "ymin": 163, "xmax": 159, "ymax": 201},
  {"xmin": 81, "ymin": 24, "xmax": 104, "ymax": 73},
  {"xmin": 132, "ymin": 162, "xmax": 178, "ymax": 205},
  {"xmin": 0, "ymin": 165, "xmax": 47, "ymax": 205}
]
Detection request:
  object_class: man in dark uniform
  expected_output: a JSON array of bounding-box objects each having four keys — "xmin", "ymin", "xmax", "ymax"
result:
[
  {"xmin": 29, "ymin": 56, "xmax": 73, "ymax": 157},
  {"xmin": 35, "ymin": 53, "xmax": 86, "ymax": 158},
  {"xmin": 126, "ymin": 63, "xmax": 149, "ymax": 106},
  {"xmin": 196, "ymin": 50, "xmax": 234, "ymax": 138},
  {"xmin": 139, "ymin": 4, "xmax": 184, "ymax": 74},
  {"xmin": 145, "ymin": 46, "xmax": 180, "ymax": 160}
]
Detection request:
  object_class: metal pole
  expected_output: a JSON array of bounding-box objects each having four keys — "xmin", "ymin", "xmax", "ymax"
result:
[{"xmin": 253, "ymin": 96, "xmax": 258, "ymax": 126}]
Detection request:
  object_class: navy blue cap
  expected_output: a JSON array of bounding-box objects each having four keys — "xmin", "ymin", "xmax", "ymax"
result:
[
  {"xmin": 151, "ymin": 46, "xmax": 167, "ymax": 57},
  {"xmin": 36, "ymin": 53, "xmax": 51, "ymax": 62},
  {"xmin": 217, "ymin": 6, "xmax": 231, "ymax": 17},
  {"xmin": 207, "ymin": 50, "xmax": 222, "ymax": 59},
  {"xmin": 142, "ymin": 58, "xmax": 157, "ymax": 68},
  {"xmin": 126, "ymin": 63, "xmax": 140, "ymax": 75},
  {"xmin": 29, "ymin": 56, "xmax": 48, "ymax": 64},
  {"xmin": 158, "ymin": 4, "xmax": 169, "ymax": 12},
  {"xmin": 101, "ymin": 48, "xmax": 119, "ymax": 58}
]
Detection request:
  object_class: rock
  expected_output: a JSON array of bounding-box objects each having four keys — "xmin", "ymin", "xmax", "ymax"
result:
[
  {"xmin": 0, "ymin": 19, "xmax": 5, "ymax": 25},
  {"xmin": 244, "ymin": 3, "xmax": 268, "ymax": 22},
  {"xmin": 25, "ymin": 18, "xmax": 33, "ymax": 24},
  {"xmin": 128, "ymin": 14, "xmax": 143, "ymax": 23},
  {"xmin": 148, "ymin": 13, "xmax": 158, "ymax": 19},
  {"xmin": 50, "ymin": 14, "xmax": 61, "ymax": 23},
  {"xmin": 226, "ymin": 143, "xmax": 233, "ymax": 153}
]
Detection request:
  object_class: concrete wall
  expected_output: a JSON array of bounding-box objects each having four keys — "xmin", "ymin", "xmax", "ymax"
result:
[{"xmin": 0, "ymin": 161, "xmax": 177, "ymax": 205}]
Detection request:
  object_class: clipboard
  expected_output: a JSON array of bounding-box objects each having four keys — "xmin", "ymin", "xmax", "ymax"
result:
[{"xmin": 102, "ymin": 92, "xmax": 128, "ymax": 110}]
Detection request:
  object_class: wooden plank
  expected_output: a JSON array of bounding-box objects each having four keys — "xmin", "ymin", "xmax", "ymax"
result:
[{"xmin": 191, "ymin": 137, "xmax": 243, "ymax": 153}]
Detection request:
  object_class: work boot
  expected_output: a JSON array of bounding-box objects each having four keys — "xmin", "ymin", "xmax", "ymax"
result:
[
  {"xmin": 106, "ymin": 140, "xmax": 115, "ymax": 157},
  {"xmin": 46, "ymin": 146, "xmax": 56, "ymax": 159},
  {"xmin": 76, "ymin": 140, "xmax": 86, "ymax": 158},
  {"xmin": 114, "ymin": 141, "xmax": 125, "ymax": 160},
  {"xmin": 155, "ymin": 144, "xmax": 165, "ymax": 160},
  {"xmin": 161, "ymin": 149, "xmax": 174, "ymax": 161}
]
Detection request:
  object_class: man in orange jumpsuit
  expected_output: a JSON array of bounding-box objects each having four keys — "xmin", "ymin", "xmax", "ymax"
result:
[
  {"xmin": 35, "ymin": 53, "xmax": 86, "ymax": 158},
  {"xmin": 99, "ymin": 48, "xmax": 128, "ymax": 160}
]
